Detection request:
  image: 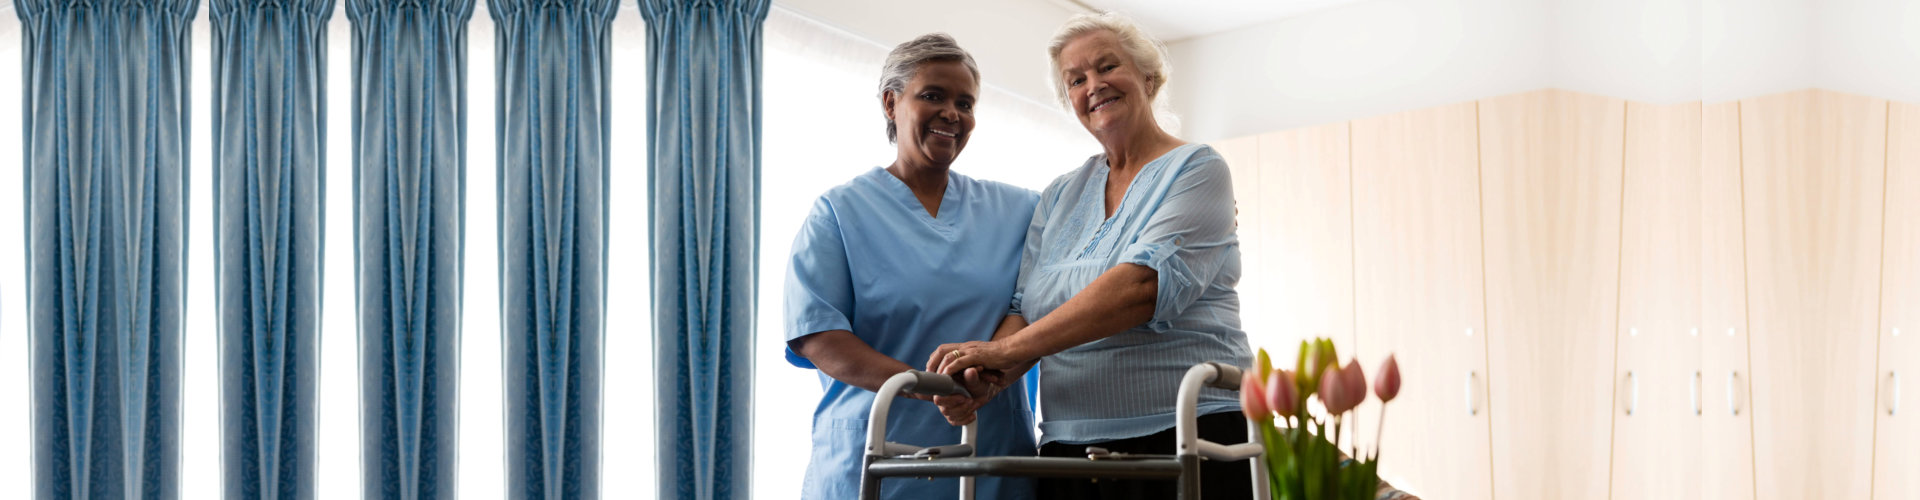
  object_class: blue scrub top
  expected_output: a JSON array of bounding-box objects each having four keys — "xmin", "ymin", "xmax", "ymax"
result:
[{"xmin": 783, "ymin": 167, "xmax": 1040, "ymax": 500}]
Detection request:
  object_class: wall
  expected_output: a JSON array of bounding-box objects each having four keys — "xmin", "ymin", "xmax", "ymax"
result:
[
  {"xmin": 773, "ymin": 0, "xmax": 1082, "ymax": 110},
  {"xmin": 1552, "ymin": 0, "xmax": 1701, "ymax": 104},
  {"xmin": 1810, "ymin": 0, "xmax": 1920, "ymax": 104},
  {"xmin": 1702, "ymin": 0, "xmax": 1812, "ymax": 103},
  {"xmin": 1171, "ymin": 0, "xmax": 1920, "ymax": 142},
  {"xmin": 1167, "ymin": 0, "xmax": 1553, "ymax": 142}
]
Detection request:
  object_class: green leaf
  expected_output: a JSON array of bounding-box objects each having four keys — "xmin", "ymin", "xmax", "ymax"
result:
[{"xmin": 1295, "ymin": 340, "xmax": 1313, "ymax": 392}]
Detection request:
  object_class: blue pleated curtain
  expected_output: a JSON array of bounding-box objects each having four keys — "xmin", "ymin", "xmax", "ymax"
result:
[
  {"xmin": 19, "ymin": 0, "xmax": 194, "ymax": 498},
  {"xmin": 210, "ymin": 1, "xmax": 331, "ymax": 498},
  {"xmin": 639, "ymin": 1, "xmax": 766, "ymax": 498},
  {"xmin": 489, "ymin": 0, "xmax": 615, "ymax": 497},
  {"xmin": 347, "ymin": 0, "xmax": 474, "ymax": 498}
]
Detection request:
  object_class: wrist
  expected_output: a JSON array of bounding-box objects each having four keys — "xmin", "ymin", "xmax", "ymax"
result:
[{"xmin": 1001, "ymin": 334, "xmax": 1045, "ymax": 366}]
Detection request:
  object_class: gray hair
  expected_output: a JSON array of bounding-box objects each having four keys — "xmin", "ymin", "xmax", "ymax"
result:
[
  {"xmin": 878, "ymin": 33, "xmax": 981, "ymax": 143},
  {"xmin": 1047, "ymin": 12, "xmax": 1178, "ymax": 131}
]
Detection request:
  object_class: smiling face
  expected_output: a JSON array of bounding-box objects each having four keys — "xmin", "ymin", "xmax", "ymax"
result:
[
  {"xmin": 884, "ymin": 60, "xmax": 978, "ymax": 170},
  {"xmin": 1055, "ymin": 30, "xmax": 1157, "ymax": 138}
]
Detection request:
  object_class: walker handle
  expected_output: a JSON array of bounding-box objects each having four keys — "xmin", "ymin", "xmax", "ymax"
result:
[
  {"xmin": 1205, "ymin": 362, "xmax": 1244, "ymax": 390},
  {"xmin": 900, "ymin": 370, "xmax": 972, "ymax": 398}
]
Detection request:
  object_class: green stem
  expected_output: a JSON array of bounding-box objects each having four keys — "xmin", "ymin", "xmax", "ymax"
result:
[{"xmin": 1374, "ymin": 406, "xmax": 1387, "ymax": 460}]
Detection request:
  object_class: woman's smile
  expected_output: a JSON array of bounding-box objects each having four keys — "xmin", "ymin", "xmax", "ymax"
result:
[{"xmin": 1089, "ymin": 96, "xmax": 1120, "ymax": 113}]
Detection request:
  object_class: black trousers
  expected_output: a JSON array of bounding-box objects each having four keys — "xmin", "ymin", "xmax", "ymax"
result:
[{"xmin": 1036, "ymin": 412, "xmax": 1255, "ymax": 500}]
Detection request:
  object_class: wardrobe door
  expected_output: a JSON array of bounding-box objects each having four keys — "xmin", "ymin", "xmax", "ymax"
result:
[
  {"xmin": 1252, "ymin": 123, "xmax": 1354, "ymax": 354},
  {"xmin": 1872, "ymin": 101, "xmax": 1920, "ymax": 500},
  {"xmin": 1609, "ymin": 102, "xmax": 1703, "ymax": 498},
  {"xmin": 1350, "ymin": 102, "xmax": 1491, "ymax": 500},
  {"xmin": 1479, "ymin": 89, "xmax": 1625, "ymax": 500},
  {"xmin": 1741, "ymin": 89, "xmax": 1887, "ymax": 500},
  {"xmin": 1212, "ymin": 135, "xmax": 1269, "ymax": 347},
  {"xmin": 1701, "ymin": 101, "xmax": 1756, "ymax": 500},
  {"xmin": 1212, "ymin": 134, "xmax": 1260, "ymax": 251}
]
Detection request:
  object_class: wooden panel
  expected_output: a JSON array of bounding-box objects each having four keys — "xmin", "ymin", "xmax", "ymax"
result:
[
  {"xmin": 1479, "ymin": 89, "xmax": 1625, "ymax": 500},
  {"xmin": 1874, "ymin": 101, "xmax": 1920, "ymax": 500},
  {"xmin": 1610, "ymin": 102, "xmax": 1703, "ymax": 499},
  {"xmin": 1741, "ymin": 89, "xmax": 1886, "ymax": 500},
  {"xmin": 1701, "ymin": 101, "xmax": 1756, "ymax": 500},
  {"xmin": 1211, "ymin": 135, "xmax": 1266, "ymax": 346},
  {"xmin": 1350, "ymin": 101, "xmax": 1491, "ymax": 500},
  {"xmin": 1251, "ymin": 122, "xmax": 1353, "ymax": 355}
]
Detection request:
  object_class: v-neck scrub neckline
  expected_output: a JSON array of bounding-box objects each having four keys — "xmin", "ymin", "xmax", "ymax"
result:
[{"xmin": 877, "ymin": 167, "xmax": 965, "ymax": 236}]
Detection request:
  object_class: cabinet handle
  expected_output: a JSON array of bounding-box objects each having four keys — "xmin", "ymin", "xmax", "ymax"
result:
[
  {"xmin": 1892, "ymin": 371, "xmax": 1901, "ymax": 416},
  {"xmin": 1624, "ymin": 371, "xmax": 1638, "ymax": 416},
  {"xmin": 1692, "ymin": 371, "xmax": 1702, "ymax": 416},
  {"xmin": 1467, "ymin": 371, "xmax": 1478, "ymax": 416},
  {"xmin": 1728, "ymin": 371, "xmax": 1741, "ymax": 416}
]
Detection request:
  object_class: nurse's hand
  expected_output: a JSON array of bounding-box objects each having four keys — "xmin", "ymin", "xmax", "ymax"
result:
[
  {"xmin": 927, "ymin": 340, "xmax": 1022, "ymax": 376},
  {"xmin": 932, "ymin": 367, "xmax": 1003, "ymax": 426}
]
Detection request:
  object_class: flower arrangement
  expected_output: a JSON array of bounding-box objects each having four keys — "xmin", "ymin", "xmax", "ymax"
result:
[{"xmin": 1241, "ymin": 338, "xmax": 1401, "ymax": 500}]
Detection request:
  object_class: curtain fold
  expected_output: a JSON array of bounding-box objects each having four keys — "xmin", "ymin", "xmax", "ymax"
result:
[
  {"xmin": 487, "ymin": 0, "xmax": 616, "ymax": 497},
  {"xmin": 19, "ymin": 0, "xmax": 196, "ymax": 498},
  {"xmin": 210, "ymin": 1, "xmax": 331, "ymax": 499},
  {"xmin": 346, "ymin": 0, "xmax": 473, "ymax": 498},
  {"xmin": 638, "ymin": 1, "xmax": 767, "ymax": 498}
]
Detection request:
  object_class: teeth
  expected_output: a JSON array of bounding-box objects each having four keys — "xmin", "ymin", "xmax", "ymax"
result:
[
  {"xmin": 931, "ymin": 130, "xmax": 957, "ymax": 137},
  {"xmin": 1092, "ymin": 98, "xmax": 1116, "ymax": 112}
]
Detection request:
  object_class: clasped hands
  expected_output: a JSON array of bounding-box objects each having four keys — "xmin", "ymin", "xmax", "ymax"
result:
[{"xmin": 923, "ymin": 340, "xmax": 1027, "ymax": 426}]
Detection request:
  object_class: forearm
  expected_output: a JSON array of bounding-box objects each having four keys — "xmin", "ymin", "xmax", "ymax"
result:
[
  {"xmin": 990, "ymin": 315, "xmax": 1038, "ymax": 379},
  {"xmin": 791, "ymin": 330, "xmax": 914, "ymax": 393},
  {"xmin": 1002, "ymin": 263, "xmax": 1157, "ymax": 361}
]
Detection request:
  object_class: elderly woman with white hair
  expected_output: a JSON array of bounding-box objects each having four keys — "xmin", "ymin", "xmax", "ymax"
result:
[
  {"xmin": 925, "ymin": 12, "xmax": 1256, "ymax": 498},
  {"xmin": 781, "ymin": 33, "xmax": 1039, "ymax": 499}
]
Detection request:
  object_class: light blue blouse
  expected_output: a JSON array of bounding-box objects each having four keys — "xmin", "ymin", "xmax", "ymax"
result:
[
  {"xmin": 784, "ymin": 167, "xmax": 1039, "ymax": 500},
  {"xmin": 1014, "ymin": 143, "xmax": 1254, "ymax": 445}
]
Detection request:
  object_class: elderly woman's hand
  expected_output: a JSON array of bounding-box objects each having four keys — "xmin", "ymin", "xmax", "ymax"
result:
[
  {"xmin": 932, "ymin": 367, "xmax": 1007, "ymax": 426},
  {"xmin": 927, "ymin": 340, "xmax": 1024, "ymax": 376}
]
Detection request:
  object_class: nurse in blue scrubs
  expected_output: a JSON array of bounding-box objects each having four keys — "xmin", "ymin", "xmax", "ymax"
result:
[{"xmin": 782, "ymin": 33, "xmax": 1038, "ymax": 500}]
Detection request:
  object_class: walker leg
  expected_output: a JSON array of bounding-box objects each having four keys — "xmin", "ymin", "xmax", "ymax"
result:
[
  {"xmin": 960, "ymin": 422, "xmax": 978, "ymax": 500},
  {"xmin": 1179, "ymin": 454, "xmax": 1202, "ymax": 500},
  {"xmin": 1249, "ymin": 419, "xmax": 1270, "ymax": 500},
  {"xmin": 860, "ymin": 455, "xmax": 881, "ymax": 500}
]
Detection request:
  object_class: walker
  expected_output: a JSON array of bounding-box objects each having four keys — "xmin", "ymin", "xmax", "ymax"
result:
[{"xmin": 858, "ymin": 362, "xmax": 1270, "ymax": 500}]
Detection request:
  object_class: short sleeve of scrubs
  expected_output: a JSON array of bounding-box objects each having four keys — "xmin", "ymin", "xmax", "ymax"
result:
[{"xmin": 783, "ymin": 198, "xmax": 855, "ymax": 369}]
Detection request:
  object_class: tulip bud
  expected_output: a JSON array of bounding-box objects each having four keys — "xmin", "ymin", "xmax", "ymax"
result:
[
  {"xmin": 1267, "ymin": 370, "xmax": 1298, "ymax": 418},
  {"xmin": 1375, "ymin": 354, "xmax": 1402, "ymax": 403},
  {"xmin": 1318, "ymin": 364, "xmax": 1350, "ymax": 414},
  {"xmin": 1240, "ymin": 371, "xmax": 1271, "ymax": 421},
  {"xmin": 1256, "ymin": 348, "xmax": 1274, "ymax": 379},
  {"xmin": 1342, "ymin": 360, "xmax": 1368, "ymax": 412}
]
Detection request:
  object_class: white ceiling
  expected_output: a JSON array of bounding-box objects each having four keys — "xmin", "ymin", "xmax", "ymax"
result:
[{"xmin": 1071, "ymin": 0, "xmax": 1373, "ymax": 42}]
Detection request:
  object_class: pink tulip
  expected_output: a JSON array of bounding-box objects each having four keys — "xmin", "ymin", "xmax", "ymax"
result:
[
  {"xmin": 1241, "ymin": 371, "xmax": 1271, "ymax": 421},
  {"xmin": 1318, "ymin": 364, "xmax": 1350, "ymax": 414},
  {"xmin": 1375, "ymin": 354, "xmax": 1402, "ymax": 403},
  {"xmin": 1342, "ymin": 360, "xmax": 1368, "ymax": 411},
  {"xmin": 1267, "ymin": 370, "xmax": 1298, "ymax": 418}
]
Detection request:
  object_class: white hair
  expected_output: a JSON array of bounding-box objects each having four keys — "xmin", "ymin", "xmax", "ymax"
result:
[{"xmin": 1046, "ymin": 11, "xmax": 1181, "ymax": 133}]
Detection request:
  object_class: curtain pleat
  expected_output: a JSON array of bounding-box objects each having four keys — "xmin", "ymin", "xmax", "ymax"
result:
[
  {"xmin": 637, "ymin": 1, "xmax": 767, "ymax": 498},
  {"xmin": 209, "ymin": 1, "xmax": 331, "ymax": 499},
  {"xmin": 346, "ymin": 0, "xmax": 473, "ymax": 498},
  {"xmin": 487, "ymin": 0, "xmax": 615, "ymax": 497},
  {"xmin": 20, "ymin": 0, "xmax": 196, "ymax": 498}
]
